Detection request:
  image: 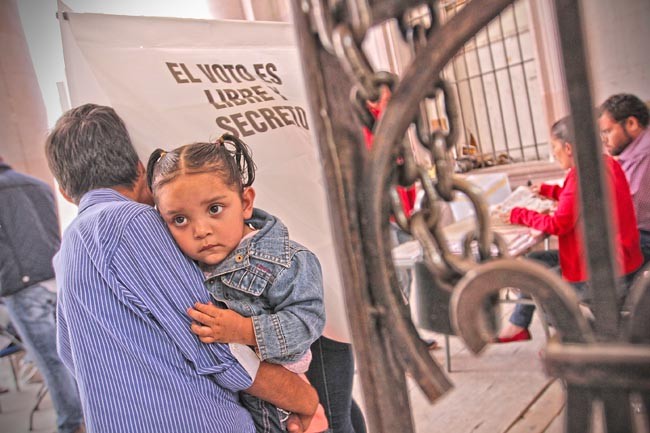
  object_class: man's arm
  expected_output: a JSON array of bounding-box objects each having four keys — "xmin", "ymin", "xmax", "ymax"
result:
[
  {"xmin": 246, "ymin": 361, "xmax": 318, "ymax": 430},
  {"xmin": 113, "ymin": 208, "xmax": 254, "ymax": 391}
]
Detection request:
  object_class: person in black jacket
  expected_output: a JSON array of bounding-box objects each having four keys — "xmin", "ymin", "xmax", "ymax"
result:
[{"xmin": 0, "ymin": 157, "xmax": 84, "ymax": 433}]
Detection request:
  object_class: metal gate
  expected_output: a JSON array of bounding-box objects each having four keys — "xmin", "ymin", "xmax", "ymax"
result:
[{"xmin": 288, "ymin": 0, "xmax": 650, "ymax": 432}]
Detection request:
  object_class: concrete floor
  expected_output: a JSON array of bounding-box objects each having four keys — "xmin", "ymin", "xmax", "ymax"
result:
[{"xmin": 0, "ymin": 377, "xmax": 54, "ymax": 433}]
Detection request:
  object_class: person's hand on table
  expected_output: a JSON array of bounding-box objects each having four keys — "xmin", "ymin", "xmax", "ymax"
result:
[{"xmin": 530, "ymin": 183, "xmax": 542, "ymax": 195}]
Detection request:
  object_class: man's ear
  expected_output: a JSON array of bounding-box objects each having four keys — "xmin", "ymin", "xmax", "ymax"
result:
[
  {"xmin": 135, "ymin": 161, "xmax": 154, "ymax": 206},
  {"xmin": 625, "ymin": 116, "xmax": 641, "ymax": 133},
  {"xmin": 58, "ymin": 185, "xmax": 75, "ymax": 204},
  {"xmin": 136, "ymin": 160, "xmax": 147, "ymax": 178},
  {"xmin": 242, "ymin": 187, "xmax": 256, "ymax": 219}
]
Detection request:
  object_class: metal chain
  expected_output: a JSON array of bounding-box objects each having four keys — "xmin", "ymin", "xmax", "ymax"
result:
[{"xmin": 310, "ymin": 0, "xmax": 506, "ymax": 285}]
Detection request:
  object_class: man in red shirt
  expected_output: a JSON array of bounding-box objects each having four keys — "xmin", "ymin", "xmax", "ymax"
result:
[{"xmin": 497, "ymin": 116, "xmax": 643, "ymax": 342}]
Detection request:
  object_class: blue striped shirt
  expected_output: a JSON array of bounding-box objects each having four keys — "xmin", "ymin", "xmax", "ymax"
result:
[{"xmin": 54, "ymin": 189, "xmax": 255, "ymax": 433}]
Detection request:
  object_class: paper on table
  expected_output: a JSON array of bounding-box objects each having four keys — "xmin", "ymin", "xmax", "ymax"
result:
[{"xmin": 492, "ymin": 185, "xmax": 556, "ymax": 215}]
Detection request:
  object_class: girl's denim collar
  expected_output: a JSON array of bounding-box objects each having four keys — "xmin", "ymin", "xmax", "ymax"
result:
[{"xmin": 201, "ymin": 208, "xmax": 291, "ymax": 278}]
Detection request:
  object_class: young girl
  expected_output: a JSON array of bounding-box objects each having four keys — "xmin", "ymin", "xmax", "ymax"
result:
[{"xmin": 146, "ymin": 134, "xmax": 328, "ymax": 433}]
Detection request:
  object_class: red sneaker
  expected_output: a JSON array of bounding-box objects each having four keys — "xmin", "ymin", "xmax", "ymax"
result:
[{"xmin": 496, "ymin": 328, "xmax": 531, "ymax": 343}]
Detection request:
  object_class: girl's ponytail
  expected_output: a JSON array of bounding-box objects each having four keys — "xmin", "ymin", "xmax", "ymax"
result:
[
  {"xmin": 218, "ymin": 134, "xmax": 256, "ymax": 188},
  {"xmin": 146, "ymin": 148, "xmax": 167, "ymax": 191}
]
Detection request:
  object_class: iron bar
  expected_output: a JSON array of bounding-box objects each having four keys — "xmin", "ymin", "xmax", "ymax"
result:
[
  {"xmin": 290, "ymin": 1, "xmax": 650, "ymax": 432},
  {"xmin": 445, "ymin": 58, "xmax": 536, "ymax": 85},
  {"xmin": 601, "ymin": 391, "xmax": 633, "ymax": 433},
  {"xmin": 511, "ymin": 2, "xmax": 541, "ymax": 159},
  {"xmin": 544, "ymin": 342, "xmax": 650, "ymax": 388},
  {"xmin": 565, "ymin": 385, "xmax": 593, "ymax": 432},
  {"xmin": 289, "ymin": 2, "xmax": 417, "ymax": 431},
  {"xmin": 553, "ymin": 0, "xmax": 620, "ymax": 339},
  {"xmin": 455, "ymin": 4, "xmax": 485, "ymax": 156},
  {"xmin": 484, "ymin": 18, "xmax": 513, "ymax": 158},
  {"xmin": 446, "ymin": 60, "xmax": 471, "ymax": 154},
  {"xmin": 361, "ymin": 0, "xmax": 516, "ymax": 409},
  {"xmin": 471, "ymin": 29, "xmax": 498, "ymax": 160},
  {"xmin": 496, "ymin": 10, "xmax": 526, "ymax": 160}
]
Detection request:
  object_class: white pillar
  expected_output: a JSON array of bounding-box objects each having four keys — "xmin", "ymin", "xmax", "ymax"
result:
[
  {"xmin": 527, "ymin": 0, "xmax": 569, "ymax": 129},
  {"xmin": 206, "ymin": 0, "xmax": 290, "ymax": 22},
  {"xmin": 580, "ymin": 0, "xmax": 650, "ymax": 104},
  {"xmin": 0, "ymin": 0, "xmax": 52, "ymax": 187}
]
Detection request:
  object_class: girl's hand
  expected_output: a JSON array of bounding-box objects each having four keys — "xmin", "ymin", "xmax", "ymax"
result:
[
  {"xmin": 286, "ymin": 413, "xmax": 309, "ymax": 433},
  {"xmin": 188, "ymin": 302, "xmax": 256, "ymax": 346}
]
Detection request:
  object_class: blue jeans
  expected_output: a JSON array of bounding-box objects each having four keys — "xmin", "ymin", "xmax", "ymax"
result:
[
  {"xmin": 240, "ymin": 392, "xmax": 286, "ymax": 433},
  {"xmin": 3, "ymin": 283, "xmax": 83, "ymax": 433},
  {"xmin": 640, "ymin": 230, "xmax": 650, "ymax": 265},
  {"xmin": 509, "ymin": 250, "xmax": 637, "ymax": 328},
  {"xmin": 306, "ymin": 337, "xmax": 366, "ymax": 433}
]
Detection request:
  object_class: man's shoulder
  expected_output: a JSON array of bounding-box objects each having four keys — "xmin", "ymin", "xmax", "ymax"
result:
[
  {"xmin": 74, "ymin": 198, "xmax": 164, "ymax": 240},
  {"xmin": 622, "ymin": 129, "xmax": 650, "ymax": 162},
  {"xmin": 100, "ymin": 198, "xmax": 154, "ymax": 217},
  {"xmin": 66, "ymin": 197, "xmax": 179, "ymax": 269}
]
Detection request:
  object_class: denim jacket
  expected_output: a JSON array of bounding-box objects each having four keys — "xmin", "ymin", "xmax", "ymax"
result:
[{"xmin": 202, "ymin": 208, "xmax": 325, "ymax": 364}]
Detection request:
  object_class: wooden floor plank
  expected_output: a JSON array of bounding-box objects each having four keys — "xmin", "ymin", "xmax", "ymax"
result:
[
  {"xmin": 543, "ymin": 408, "xmax": 565, "ymax": 433},
  {"xmin": 408, "ymin": 306, "xmax": 558, "ymax": 433},
  {"xmin": 507, "ymin": 380, "xmax": 565, "ymax": 433}
]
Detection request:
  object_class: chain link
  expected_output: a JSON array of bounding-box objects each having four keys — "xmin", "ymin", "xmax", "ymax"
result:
[{"xmin": 309, "ymin": 0, "xmax": 501, "ymax": 284}]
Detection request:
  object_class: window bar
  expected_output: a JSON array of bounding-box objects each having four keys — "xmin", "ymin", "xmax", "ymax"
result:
[
  {"xmin": 471, "ymin": 28, "xmax": 498, "ymax": 161},
  {"xmin": 497, "ymin": 11, "xmax": 526, "ymax": 160},
  {"xmin": 438, "ymin": 7, "xmax": 468, "ymax": 155},
  {"xmin": 447, "ymin": 3, "xmax": 486, "ymax": 157},
  {"xmin": 444, "ymin": 59, "xmax": 536, "ymax": 84},
  {"xmin": 484, "ymin": 18, "xmax": 513, "ymax": 159},
  {"xmin": 446, "ymin": 26, "xmax": 532, "ymax": 55},
  {"xmin": 511, "ymin": 2, "xmax": 541, "ymax": 160},
  {"xmin": 455, "ymin": 13, "xmax": 485, "ymax": 156},
  {"xmin": 445, "ymin": 66, "xmax": 471, "ymax": 157}
]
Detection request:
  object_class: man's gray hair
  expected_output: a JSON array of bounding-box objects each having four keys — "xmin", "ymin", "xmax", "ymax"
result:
[{"xmin": 45, "ymin": 104, "xmax": 140, "ymax": 203}]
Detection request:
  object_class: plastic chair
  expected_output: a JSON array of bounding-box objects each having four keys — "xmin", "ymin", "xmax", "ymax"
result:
[
  {"xmin": 0, "ymin": 328, "xmax": 26, "ymax": 414},
  {"xmin": 0, "ymin": 324, "xmax": 52, "ymax": 430},
  {"xmin": 0, "ymin": 327, "xmax": 25, "ymax": 392},
  {"xmin": 29, "ymin": 383, "xmax": 49, "ymax": 431}
]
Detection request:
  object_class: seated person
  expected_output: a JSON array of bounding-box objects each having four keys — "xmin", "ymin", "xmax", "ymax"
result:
[
  {"xmin": 598, "ymin": 93, "xmax": 650, "ymax": 264},
  {"xmin": 497, "ymin": 116, "xmax": 643, "ymax": 343}
]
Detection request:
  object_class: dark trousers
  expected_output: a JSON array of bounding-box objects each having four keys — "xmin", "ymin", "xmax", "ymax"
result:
[
  {"xmin": 306, "ymin": 336, "xmax": 367, "ymax": 433},
  {"xmin": 640, "ymin": 230, "xmax": 650, "ymax": 265},
  {"xmin": 509, "ymin": 249, "xmax": 638, "ymax": 328}
]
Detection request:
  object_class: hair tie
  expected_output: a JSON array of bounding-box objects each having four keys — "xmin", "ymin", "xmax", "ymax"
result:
[{"xmin": 157, "ymin": 150, "xmax": 167, "ymax": 163}]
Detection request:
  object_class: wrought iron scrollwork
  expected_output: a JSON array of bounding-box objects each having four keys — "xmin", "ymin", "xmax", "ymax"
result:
[{"xmin": 290, "ymin": 0, "xmax": 650, "ymax": 432}]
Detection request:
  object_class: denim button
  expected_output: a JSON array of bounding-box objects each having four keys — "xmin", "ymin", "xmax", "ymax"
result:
[
  {"xmin": 22, "ymin": 275, "xmax": 30, "ymax": 283},
  {"xmin": 235, "ymin": 254, "xmax": 244, "ymax": 262}
]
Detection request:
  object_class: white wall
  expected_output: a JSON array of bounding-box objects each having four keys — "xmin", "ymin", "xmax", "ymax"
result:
[
  {"xmin": 16, "ymin": 0, "xmax": 215, "ymax": 128},
  {"xmin": 581, "ymin": 0, "xmax": 650, "ymax": 104}
]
